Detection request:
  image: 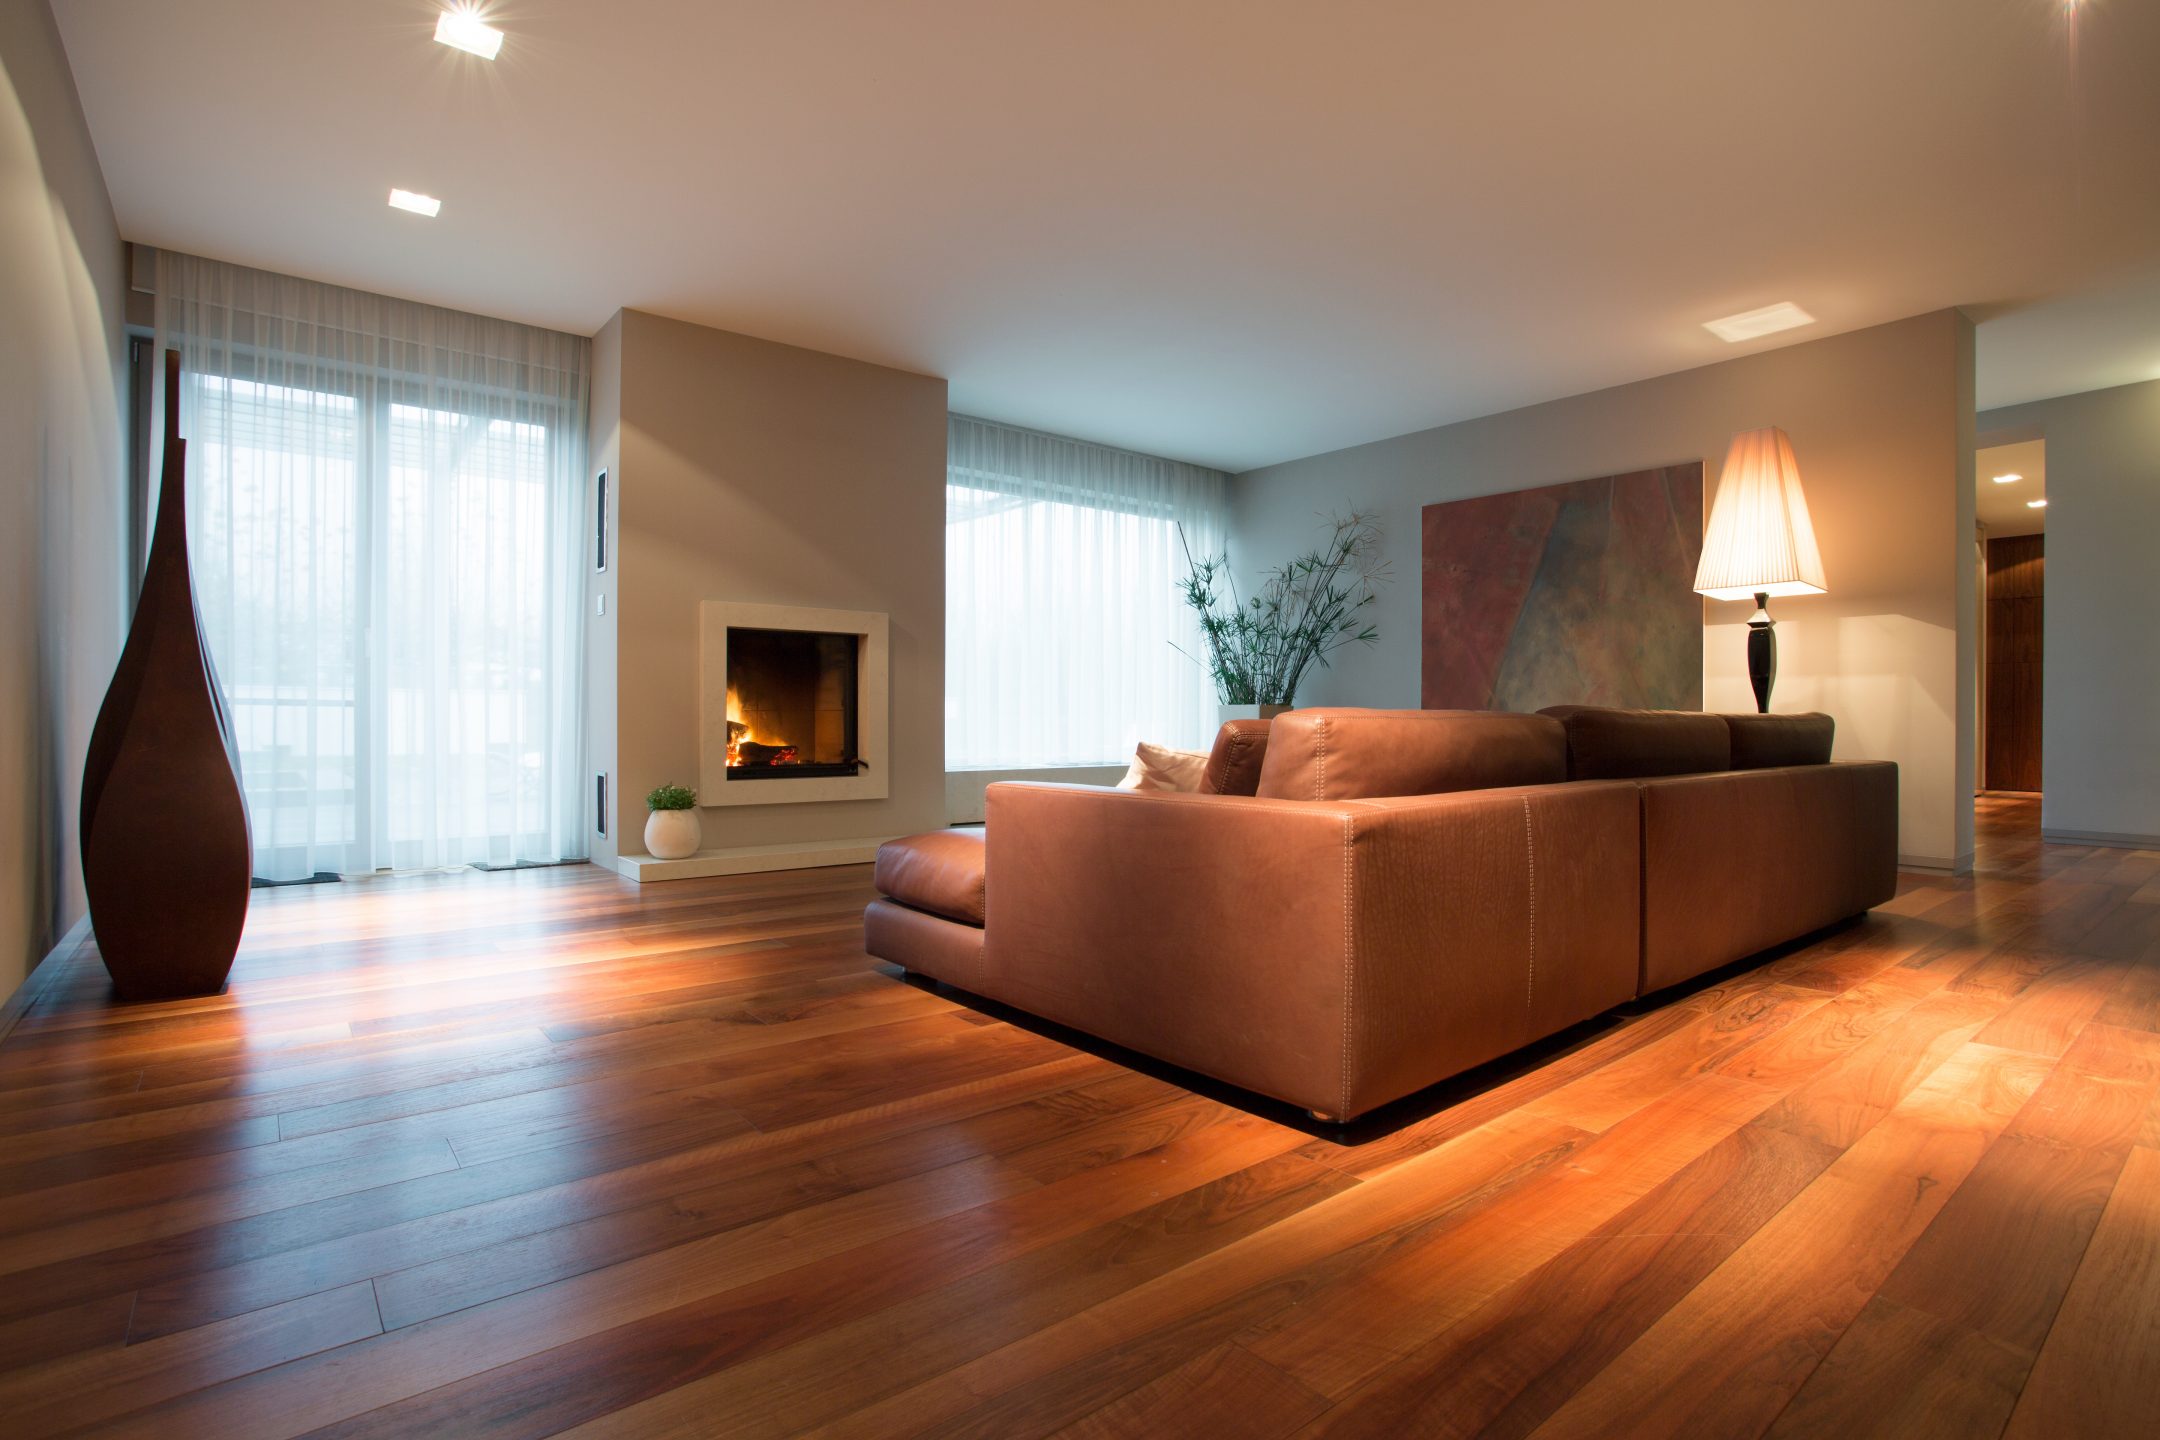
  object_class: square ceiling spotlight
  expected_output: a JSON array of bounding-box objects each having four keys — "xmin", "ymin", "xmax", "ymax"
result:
[
  {"xmin": 388, "ymin": 188, "xmax": 442, "ymax": 217},
  {"xmin": 435, "ymin": 9, "xmax": 504, "ymax": 59},
  {"xmin": 1703, "ymin": 302, "xmax": 1816, "ymax": 343}
]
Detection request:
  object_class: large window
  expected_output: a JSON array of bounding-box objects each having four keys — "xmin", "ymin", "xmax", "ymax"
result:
[
  {"xmin": 154, "ymin": 252, "xmax": 589, "ymax": 881},
  {"xmin": 946, "ymin": 416, "xmax": 1227, "ymax": 768}
]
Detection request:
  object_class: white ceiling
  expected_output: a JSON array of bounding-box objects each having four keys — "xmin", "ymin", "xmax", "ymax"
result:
[
  {"xmin": 1976, "ymin": 439, "xmax": 2046, "ymax": 537},
  {"xmin": 52, "ymin": 0, "xmax": 2160, "ymax": 471}
]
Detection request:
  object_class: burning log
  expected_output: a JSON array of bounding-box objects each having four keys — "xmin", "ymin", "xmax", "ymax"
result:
[{"xmin": 735, "ymin": 742, "xmax": 799, "ymax": 766}]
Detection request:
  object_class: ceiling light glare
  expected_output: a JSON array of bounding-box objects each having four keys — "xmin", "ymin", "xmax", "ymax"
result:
[
  {"xmin": 1991, "ymin": 473, "xmax": 2022, "ymax": 484},
  {"xmin": 435, "ymin": 8, "xmax": 504, "ymax": 59},
  {"xmin": 388, "ymin": 188, "xmax": 443, "ymax": 217},
  {"xmin": 1702, "ymin": 302, "xmax": 1817, "ymax": 343}
]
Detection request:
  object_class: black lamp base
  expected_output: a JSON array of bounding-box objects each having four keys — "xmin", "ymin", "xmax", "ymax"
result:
[{"xmin": 1746, "ymin": 591, "xmax": 1776, "ymax": 714}]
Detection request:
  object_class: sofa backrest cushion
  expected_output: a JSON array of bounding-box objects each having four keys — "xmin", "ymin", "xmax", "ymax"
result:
[
  {"xmin": 1723, "ymin": 712, "xmax": 1835, "ymax": 768},
  {"xmin": 1539, "ymin": 706, "xmax": 1732, "ymax": 779},
  {"xmin": 1200, "ymin": 719, "xmax": 1271, "ymax": 796},
  {"xmin": 1255, "ymin": 708, "xmax": 1566, "ymax": 801}
]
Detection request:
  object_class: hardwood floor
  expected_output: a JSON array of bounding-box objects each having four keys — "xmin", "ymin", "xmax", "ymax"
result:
[{"xmin": 0, "ymin": 793, "xmax": 2154, "ymax": 1437}]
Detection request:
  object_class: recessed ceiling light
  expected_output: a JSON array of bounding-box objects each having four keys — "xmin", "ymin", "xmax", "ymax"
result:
[
  {"xmin": 1703, "ymin": 302, "xmax": 1817, "ymax": 343},
  {"xmin": 2027, "ymin": 499, "xmax": 2048, "ymax": 509},
  {"xmin": 1992, "ymin": 472, "xmax": 2023, "ymax": 484},
  {"xmin": 388, "ymin": 188, "xmax": 442, "ymax": 217},
  {"xmin": 434, "ymin": 8, "xmax": 504, "ymax": 59}
]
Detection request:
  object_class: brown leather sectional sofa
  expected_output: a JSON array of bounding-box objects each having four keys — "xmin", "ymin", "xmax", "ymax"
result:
[{"xmin": 865, "ymin": 706, "xmax": 1897, "ymax": 1123}]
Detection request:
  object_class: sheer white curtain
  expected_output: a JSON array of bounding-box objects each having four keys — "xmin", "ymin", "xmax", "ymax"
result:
[
  {"xmin": 947, "ymin": 416, "xmax": 1227, "ymax": 768},
  {"xmin": 152, "ymin": 251, "xmax": 588, "ymax": 880}
]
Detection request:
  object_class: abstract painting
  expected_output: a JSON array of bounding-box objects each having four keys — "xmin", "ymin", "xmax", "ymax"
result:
[{"xmin": 1422, "ymin": 464, "xmax": 1704, "ymax": 712}]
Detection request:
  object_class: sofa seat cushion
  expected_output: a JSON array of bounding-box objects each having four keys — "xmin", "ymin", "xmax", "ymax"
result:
[
  {"xmin": 1724, "ymin": 712, "xmax": 1834, "ymax": 768},
  {"xmin": 873, "ymin": 828, "xmax": 986, "ymax": 926},
  {"xmin": 864, "ymin": 899, "xmax": 986, "ymax": 990},
  {"xmin": 1540, "ymin": 706, "xmax": 1732, "ymax": 779},
  {"xmin": 1254, "ymin": 708, "xmax": 1566, "ymax": 801}
]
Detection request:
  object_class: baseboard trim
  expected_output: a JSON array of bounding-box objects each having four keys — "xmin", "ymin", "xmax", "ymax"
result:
[
  {"xmin": 612, "ymin": 836, "xmax": 894, "ymax": 883},
  {"xmin": 2042, "ymin": 827, "xmax": 2160, "ymax": 851},
  {"xmin": 1900, "ymin": 852, "xmax": 1975, "ymax": 876},
  {"xmin": 0, "ymin": 914, "xmax": 91, "ymax": 1047}
]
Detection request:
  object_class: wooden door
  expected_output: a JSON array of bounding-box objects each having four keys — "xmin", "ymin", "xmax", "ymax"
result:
[{"xmin": 1984, "ymin": 535, "xmax": 2044, "ymax": 792}]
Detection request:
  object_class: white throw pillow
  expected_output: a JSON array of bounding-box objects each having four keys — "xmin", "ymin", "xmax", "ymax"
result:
[{"xmin": 1115, "ymin": 740, "xmax": 1209, "ymax": 793}]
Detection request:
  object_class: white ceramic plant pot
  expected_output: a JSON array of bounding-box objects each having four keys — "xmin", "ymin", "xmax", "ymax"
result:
[{"xmin": 644, "ymin": 807, "xmax": 702, "ymax": 860}]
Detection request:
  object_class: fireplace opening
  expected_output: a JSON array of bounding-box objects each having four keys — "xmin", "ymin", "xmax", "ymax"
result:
[{"xmin": 725, "ymin": 628, "xmax": 864, "ymax": 781}]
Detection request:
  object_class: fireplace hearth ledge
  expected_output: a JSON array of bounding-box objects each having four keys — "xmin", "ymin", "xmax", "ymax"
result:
[{"xmin": 612, "ymin": 835, "xmax": 895, "ymax": 882}]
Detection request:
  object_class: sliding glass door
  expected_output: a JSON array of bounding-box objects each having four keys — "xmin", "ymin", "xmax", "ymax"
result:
[
  {"xmin": 157, "ymin": 251, "xmax": 588, "ymax": 882},
  {"xmin": 188, "ymin": 370, "xmax": 368, "ymax": 878},
  {"xmin": 946, "ymin": 416, "xmax": 1228, "ymax": 769}
]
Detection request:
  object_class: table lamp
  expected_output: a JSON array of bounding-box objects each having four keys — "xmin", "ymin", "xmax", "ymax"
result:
[{"xmin": 1694, "ymin": 427, "xmax": 1826, "ymax": 712}]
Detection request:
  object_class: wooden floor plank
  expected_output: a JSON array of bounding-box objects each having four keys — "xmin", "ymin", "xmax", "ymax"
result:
[
  {"xmin": 0, "ymin": 1278, "xmax": 382, "ymax": 1439},
  {"xmin": 1237, "ymin": 1074, "xmax": 1784, "ymax": 1399},
  {"xmin": 1767, "ymin": 1021, "xmax": 2160, "ymax": 1440},
  {"xmin": 124, "ymin": 1054, "xmax": 1106, "ymax": 1340},
  {"xmin": 1765, "ymin": 1293, "xmax": 2031, "ymax": 1440},
  {"xmin": 0, "ymin": 796, "xmax": 2150, "ymax": 1438},
  {"xmin": 164, "ymin": 1114, "xmax": 1304, "ymax": 1439},
  {"xmin": 1045, "ymin": 1342, "xmax": 1328, "ymax": 1440},
  {"xmin": 1520, "ymin": 1043, "xmax": 2050, "ymax": 1439},
  {"xmin": 799, "ymin": 1109, "xmax": 1598, "ymax": 1440},
  {"xmin": 1295, "ymin": 1121, "xmax": 1840, "ymax": 1439},
  {"xmin": 541, "ymin": 1151, "xmax": 1354, "ymax": 1440},
  {"xmin": 2001, "ymin": 1143, "xmax": 2160, "ymax": 1440}
]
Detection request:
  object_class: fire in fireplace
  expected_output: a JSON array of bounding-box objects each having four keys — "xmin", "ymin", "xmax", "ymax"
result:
[{"xmin": 724, "ymin": 628, "xmax": 864, "ymax": 781}]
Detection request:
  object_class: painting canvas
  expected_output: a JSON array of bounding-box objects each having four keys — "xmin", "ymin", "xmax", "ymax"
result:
[{"xmin": 1422, "ymin": 464, "xmax": 1704, "ymax": 712}]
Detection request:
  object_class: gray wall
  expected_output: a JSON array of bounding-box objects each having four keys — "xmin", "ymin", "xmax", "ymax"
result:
[
  {"xmin": 1979, "ymin": 378, "xmax": 2160, "ymax": 846},
  {"xmin": 1234, "ymin": 310, "xmax": 1976, "ymax": 869},
  {"xmin": 0, "ymin": 0, "xmax": 127, "ymax": 999},
  {"xmin": 598, "ymin": 309, "xmax": 948, "ymax": 852}
]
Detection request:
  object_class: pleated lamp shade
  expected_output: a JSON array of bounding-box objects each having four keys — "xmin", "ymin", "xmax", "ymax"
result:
[{"xmin": 1694, "ymin": 427, "xmax": 1828, "ymax": 602}]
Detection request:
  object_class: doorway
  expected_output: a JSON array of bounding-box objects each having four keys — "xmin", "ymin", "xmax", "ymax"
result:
[{"xmin": 1976, "ymin": 440, "xmax": 2045, "ymax": 795}]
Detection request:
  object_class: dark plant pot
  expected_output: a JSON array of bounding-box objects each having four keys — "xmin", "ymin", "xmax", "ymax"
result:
[{"xmin": 80, "ymin": 350, "xmax": 252, "ymax": 1000}]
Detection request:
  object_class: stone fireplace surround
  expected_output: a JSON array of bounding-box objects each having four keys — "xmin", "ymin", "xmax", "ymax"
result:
[{"xmin": 697, "ymin": 601, "xmax": 890, "ymax": 808}]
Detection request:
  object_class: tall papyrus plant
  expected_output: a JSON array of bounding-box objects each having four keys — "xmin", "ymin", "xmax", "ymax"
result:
[{"xmin": 1176, "ymin": 511, "xmax": 1389, "ymax": 706}]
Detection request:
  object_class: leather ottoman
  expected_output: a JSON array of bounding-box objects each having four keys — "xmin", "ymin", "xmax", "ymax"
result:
[{"xmin": 864, "ymin": 828, "xmax": 986, "ymax": 990}]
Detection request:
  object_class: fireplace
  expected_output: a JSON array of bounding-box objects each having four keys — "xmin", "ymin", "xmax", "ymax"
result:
[
  {"xmin": 725, "ymin": 628, "xmax": 863, "ymax": 781},
  {"xmin": 699, "ymin": 602, "xmax": 889, "ymax": 807}
]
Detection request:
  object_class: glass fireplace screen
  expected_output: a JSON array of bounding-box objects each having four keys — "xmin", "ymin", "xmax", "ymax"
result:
[{"xmin": 723, "ymin": 628, "xmax": 863, "ymax": 781}]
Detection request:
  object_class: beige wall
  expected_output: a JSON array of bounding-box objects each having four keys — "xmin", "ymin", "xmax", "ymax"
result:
[
  {"xmin": 1233, "ymin": 310, "xmax": 1977, "ymax": 870},
  {"xmin": 1980, "ymin": 378, "xmax": 2160, "ymax": 846},
  {"xmin": 1955, "ymin": 316, "xmax": 1978, "ymax": 869},
  {"xmin": 585, "ymin": 312, "xmax": 622, "ymax": 866},
  {"xmin": 596, "ymin": 309, "xmax": 948, "ymax": 854},
  {"xmin": 0, "ymin": 0, "xmax": 127, "ymax": 999}
]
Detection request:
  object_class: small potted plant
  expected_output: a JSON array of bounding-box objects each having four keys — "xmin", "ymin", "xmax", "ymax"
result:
[{"xmin": 644, "ymin": 783, "xmax": 701, "ymax": 859}]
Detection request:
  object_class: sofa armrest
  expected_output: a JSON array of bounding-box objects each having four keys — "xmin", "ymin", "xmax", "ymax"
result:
[
  {"xmin": 1639, "ymin": 760, "xmax": 1899, "ymax": 992},
  {"xmin": 983, "ymin": 780, "xmax": 1640, "ymax": 1120}
]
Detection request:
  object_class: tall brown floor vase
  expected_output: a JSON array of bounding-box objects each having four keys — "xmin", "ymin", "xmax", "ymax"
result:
[{"xmin": 80, "ymin": 350, "xmax": 251, "ymax": 999}]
